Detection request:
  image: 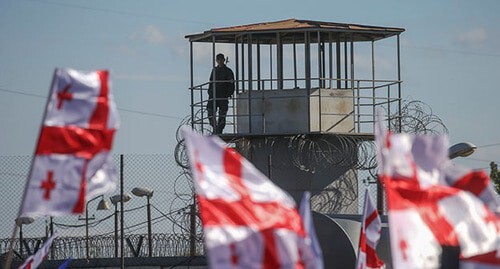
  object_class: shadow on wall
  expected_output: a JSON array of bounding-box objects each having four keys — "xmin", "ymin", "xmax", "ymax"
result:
[{"xmin": 313, "ymin": 212, "xmax": 392, "ymax": 269}]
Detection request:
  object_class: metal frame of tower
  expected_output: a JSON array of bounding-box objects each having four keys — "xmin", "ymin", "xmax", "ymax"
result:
[
  {"xmin": 186, "ymin": 18, "xmax": 404, "ymax": 138},
  {"xmin": 185, "ymin": 19, "xmax": 405, "ymax": 213}
]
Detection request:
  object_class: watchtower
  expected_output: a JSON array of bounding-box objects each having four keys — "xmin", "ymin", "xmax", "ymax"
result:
[{"xmin": 185, "ymin": 19, "xmax": 404, "ymax": 213}]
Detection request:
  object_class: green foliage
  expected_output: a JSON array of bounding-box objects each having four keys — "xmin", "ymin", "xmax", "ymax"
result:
[{"xmin": 490, "ymin": 161, "xmax": 500, "ymax": 194}]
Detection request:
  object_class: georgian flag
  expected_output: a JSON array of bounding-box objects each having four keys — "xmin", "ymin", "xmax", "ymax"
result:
[
  {"xmin": 299, "ymin": 192, "xmax": 324, "ymax": 269},
  {"xmin": 182, "ymin": 127, "xmax": 322, "ymax": 269},
  {"xmin": 374, "ymin": 113, "xmax": 500, "ymax": 215},
  {"xmin": 18, "ymin": 233, "xmax": 56, "ymax": 269},
  {"xmin": 441, "ymin": 162, "xmax": 500, "ymax": 216},
  {"xmin": 355, "ymin": 189, "xmax": 385, "ymax": 269},
  {"xmin": 374, "ymin": 113, "xmax": 499, "ymax": 269},
  {"xmin": 20, "ymin": 68, "xmax": 119, "ymax": 217}
]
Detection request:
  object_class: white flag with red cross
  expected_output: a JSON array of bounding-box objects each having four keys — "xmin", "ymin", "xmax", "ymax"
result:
[
  {"xmin": 18, "ymin": 233, "xmax": 56, "ymax": 269},
  {"xmin": 374, "ymin": 113, "xmax": 499, "ymax": 269},
  {"xmin": 20, "ymin": 68, "xmax": 119, "ymax": 217},
  {"xmin": 355, "ymin": 189, "xmax": 385, "ymax": 269},
  {"xmin": 182, "ymin": 127, "xmax": 322, "ymax": 269}
]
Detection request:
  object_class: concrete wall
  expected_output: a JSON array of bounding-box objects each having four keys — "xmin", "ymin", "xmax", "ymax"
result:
[
  {"xmin": 313, "ymin": 213, "xmax": 392, "ymax": 269},
  {"xmin": 235, "ymin": 88, "xmax": 354, "ymax": 135},
  {"xmin": 236, "ymin": 89, "xmax": 308, "ymax": 134},
  {"xmin": 236, "ymin": 135, "xmax": 359, "ymax": 214},
  {"xmin": 309, "ymin": 89, "xmax": 354, "ymax": 133}
]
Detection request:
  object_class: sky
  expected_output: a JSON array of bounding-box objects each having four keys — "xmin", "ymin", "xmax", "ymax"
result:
[{"xmin": 1, "ymin": 0, "xmax": 499, "ymax": 172}]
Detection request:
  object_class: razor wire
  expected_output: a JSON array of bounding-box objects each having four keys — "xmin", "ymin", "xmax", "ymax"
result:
[{"xmin": 174, "ymin": 99, "xmax": 448, "ymax": 214}]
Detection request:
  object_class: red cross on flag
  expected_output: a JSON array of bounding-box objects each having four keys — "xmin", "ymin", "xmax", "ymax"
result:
[
  {"xmin": 20, "ymin": 68, "xmax": 119, "ymax": 217},
  {"xmin": 182, "ymin": 127, "xmax": 322, "ymax": 269},
  {"xmin": 355, "ymin": 189, "xmax": 385, "ymax": 269},
  {"xmin": 374, "ymin": 112, "xmax": 499, "ymax": 269}
]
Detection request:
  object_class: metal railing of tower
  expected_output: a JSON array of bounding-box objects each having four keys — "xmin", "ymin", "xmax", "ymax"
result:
[{"xmin": 189, "ymin": 77, "xmax": 401, "ymax": 136}]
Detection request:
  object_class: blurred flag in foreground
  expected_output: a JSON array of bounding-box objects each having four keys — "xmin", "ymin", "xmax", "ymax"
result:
[
  {"xmin": 375, "ymin": 112, "xmax": 499, "ymax": 269},
  {"xmin": 355, "ymin": 189, "xmax": 385, "ymax": 269},
  {"xmin": 18, "ymin": 233, "xmax": 56, "ymax": 269},
  {"xmin": 182, "ymin": 127, "xmax": 322, "ymax": 268},
  {"xmin": 299, "ymin": 192, "xmax": 324, "ymax": 269},
  {"xmin": 20, "ymin": 68, "xmax": 119, "ymax": 217},
  {"xmin": 57, "ymin": 257, "xmax": 71, "ymax": 269}
]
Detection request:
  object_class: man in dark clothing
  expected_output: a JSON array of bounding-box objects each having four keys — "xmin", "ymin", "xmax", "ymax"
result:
[{"xmin": 207, "ymin": 53, "xmax": 235, "ymax": 134}]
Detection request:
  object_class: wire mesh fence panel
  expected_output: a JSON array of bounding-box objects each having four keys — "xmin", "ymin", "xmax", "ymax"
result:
[
  {"xmin": 0, "ymin": 154, "xmax": 203, "ymax": 260},
  {"xmin": 0, "ymin": 155, "xmax": 33, "ymax": 238}
]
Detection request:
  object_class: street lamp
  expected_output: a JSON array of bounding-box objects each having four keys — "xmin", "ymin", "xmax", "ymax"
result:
[
  {"xmin": 449, "ymin": 142, "xmax": 477, "ymax": 160},
  {"xmin": 16, "ymin": 216, "xmax": 35, "ymax": 258},
  {"xmin": 110, "ymin": 193, "xmax": 132, "ymax": 258},
  {"xmin": 132, "ymin": 187, "xmax": 154, "ymax": 257},
  {"xmin": 84, "ymin": 195, "xmax": 110, "ymax": 259}
]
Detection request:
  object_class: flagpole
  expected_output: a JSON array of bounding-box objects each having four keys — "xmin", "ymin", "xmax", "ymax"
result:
[
  {"xmin": 4, "ymin": 226, "xmax": 19, "ymax": 269},
  {"xmin": 4, "ymin": 68, "xmax": 58, "ymax": 269},
  {"xmin": 376, "ymin": 176, "xmax": 384, "ymax": 214},
  {"xmin": 120, "ymin": 154, "xmax": 125, "ymax": 269}
]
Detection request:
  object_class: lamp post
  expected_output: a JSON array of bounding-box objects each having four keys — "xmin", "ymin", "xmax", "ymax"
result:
[
  {"xmin": 110, "ymin": 193, "xmax": 132, "ymax": 258},
  {"xmin": 15, "ymin": 216, "xmax": 35, "ymax": 258},
  {"xmin": 132, "ymin": 187, "xmax": 154, "ymax": 257},
  {"xmin": 84, "ymin": 195, "xmax": 110, "ymax": 259},
  {"xmin": 449, "ymin": 142, "xmax": 477, "ymax": 160}
]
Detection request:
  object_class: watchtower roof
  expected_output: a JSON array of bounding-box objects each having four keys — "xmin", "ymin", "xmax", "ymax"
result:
[{"xmin": 185, "ymin": 18, "xmax": 405, "ymax": 44}]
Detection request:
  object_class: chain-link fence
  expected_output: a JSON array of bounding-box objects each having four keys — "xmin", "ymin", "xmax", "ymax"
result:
[
  {"xmin": 0, "ymin": 154, "xmax": 204, "ymax": 262},
  {"xmin": 0, "ymin": 152, "xmax": 379, "ymax": 262}
]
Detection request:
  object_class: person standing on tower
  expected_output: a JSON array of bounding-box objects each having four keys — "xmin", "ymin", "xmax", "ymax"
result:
[{"xmin": 207, "ymin": 53, "xmax": 235, "ymax": 134}]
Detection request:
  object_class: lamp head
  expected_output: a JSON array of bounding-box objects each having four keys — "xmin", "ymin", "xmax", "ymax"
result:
[
  {"xmin": 16, "ymin": 216, "xmax": 35, "ymax": 226},
  {"xmin": 132, "ymin": 187, "xmax": 154, "ymax": 198},
  {"xmin": 97, "ymin": 197, "xmax": 110, "ymax": 210},
  {"xmin": 110, "ymin": 193, "xmax": 132, "ymax": 205},
  {"xmin": 449, "ymin": 142, "xmax": 477, "ymax": 159}
]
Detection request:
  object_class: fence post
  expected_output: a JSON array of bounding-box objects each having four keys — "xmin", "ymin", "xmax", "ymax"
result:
[
  {"xmin": 50, "ymin": 217, "xmax": 54, "ymax": 260},
  {"xmin": 120, "ymin": 154, "xmax": 125, "ymax": 269},
  {"xmin": 377, "ymin": 176, "xmax": 384, "ymax": 215},
  {"xmin": 189, "ymin": 203, "xmax": 196, "ymax": 256}
]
